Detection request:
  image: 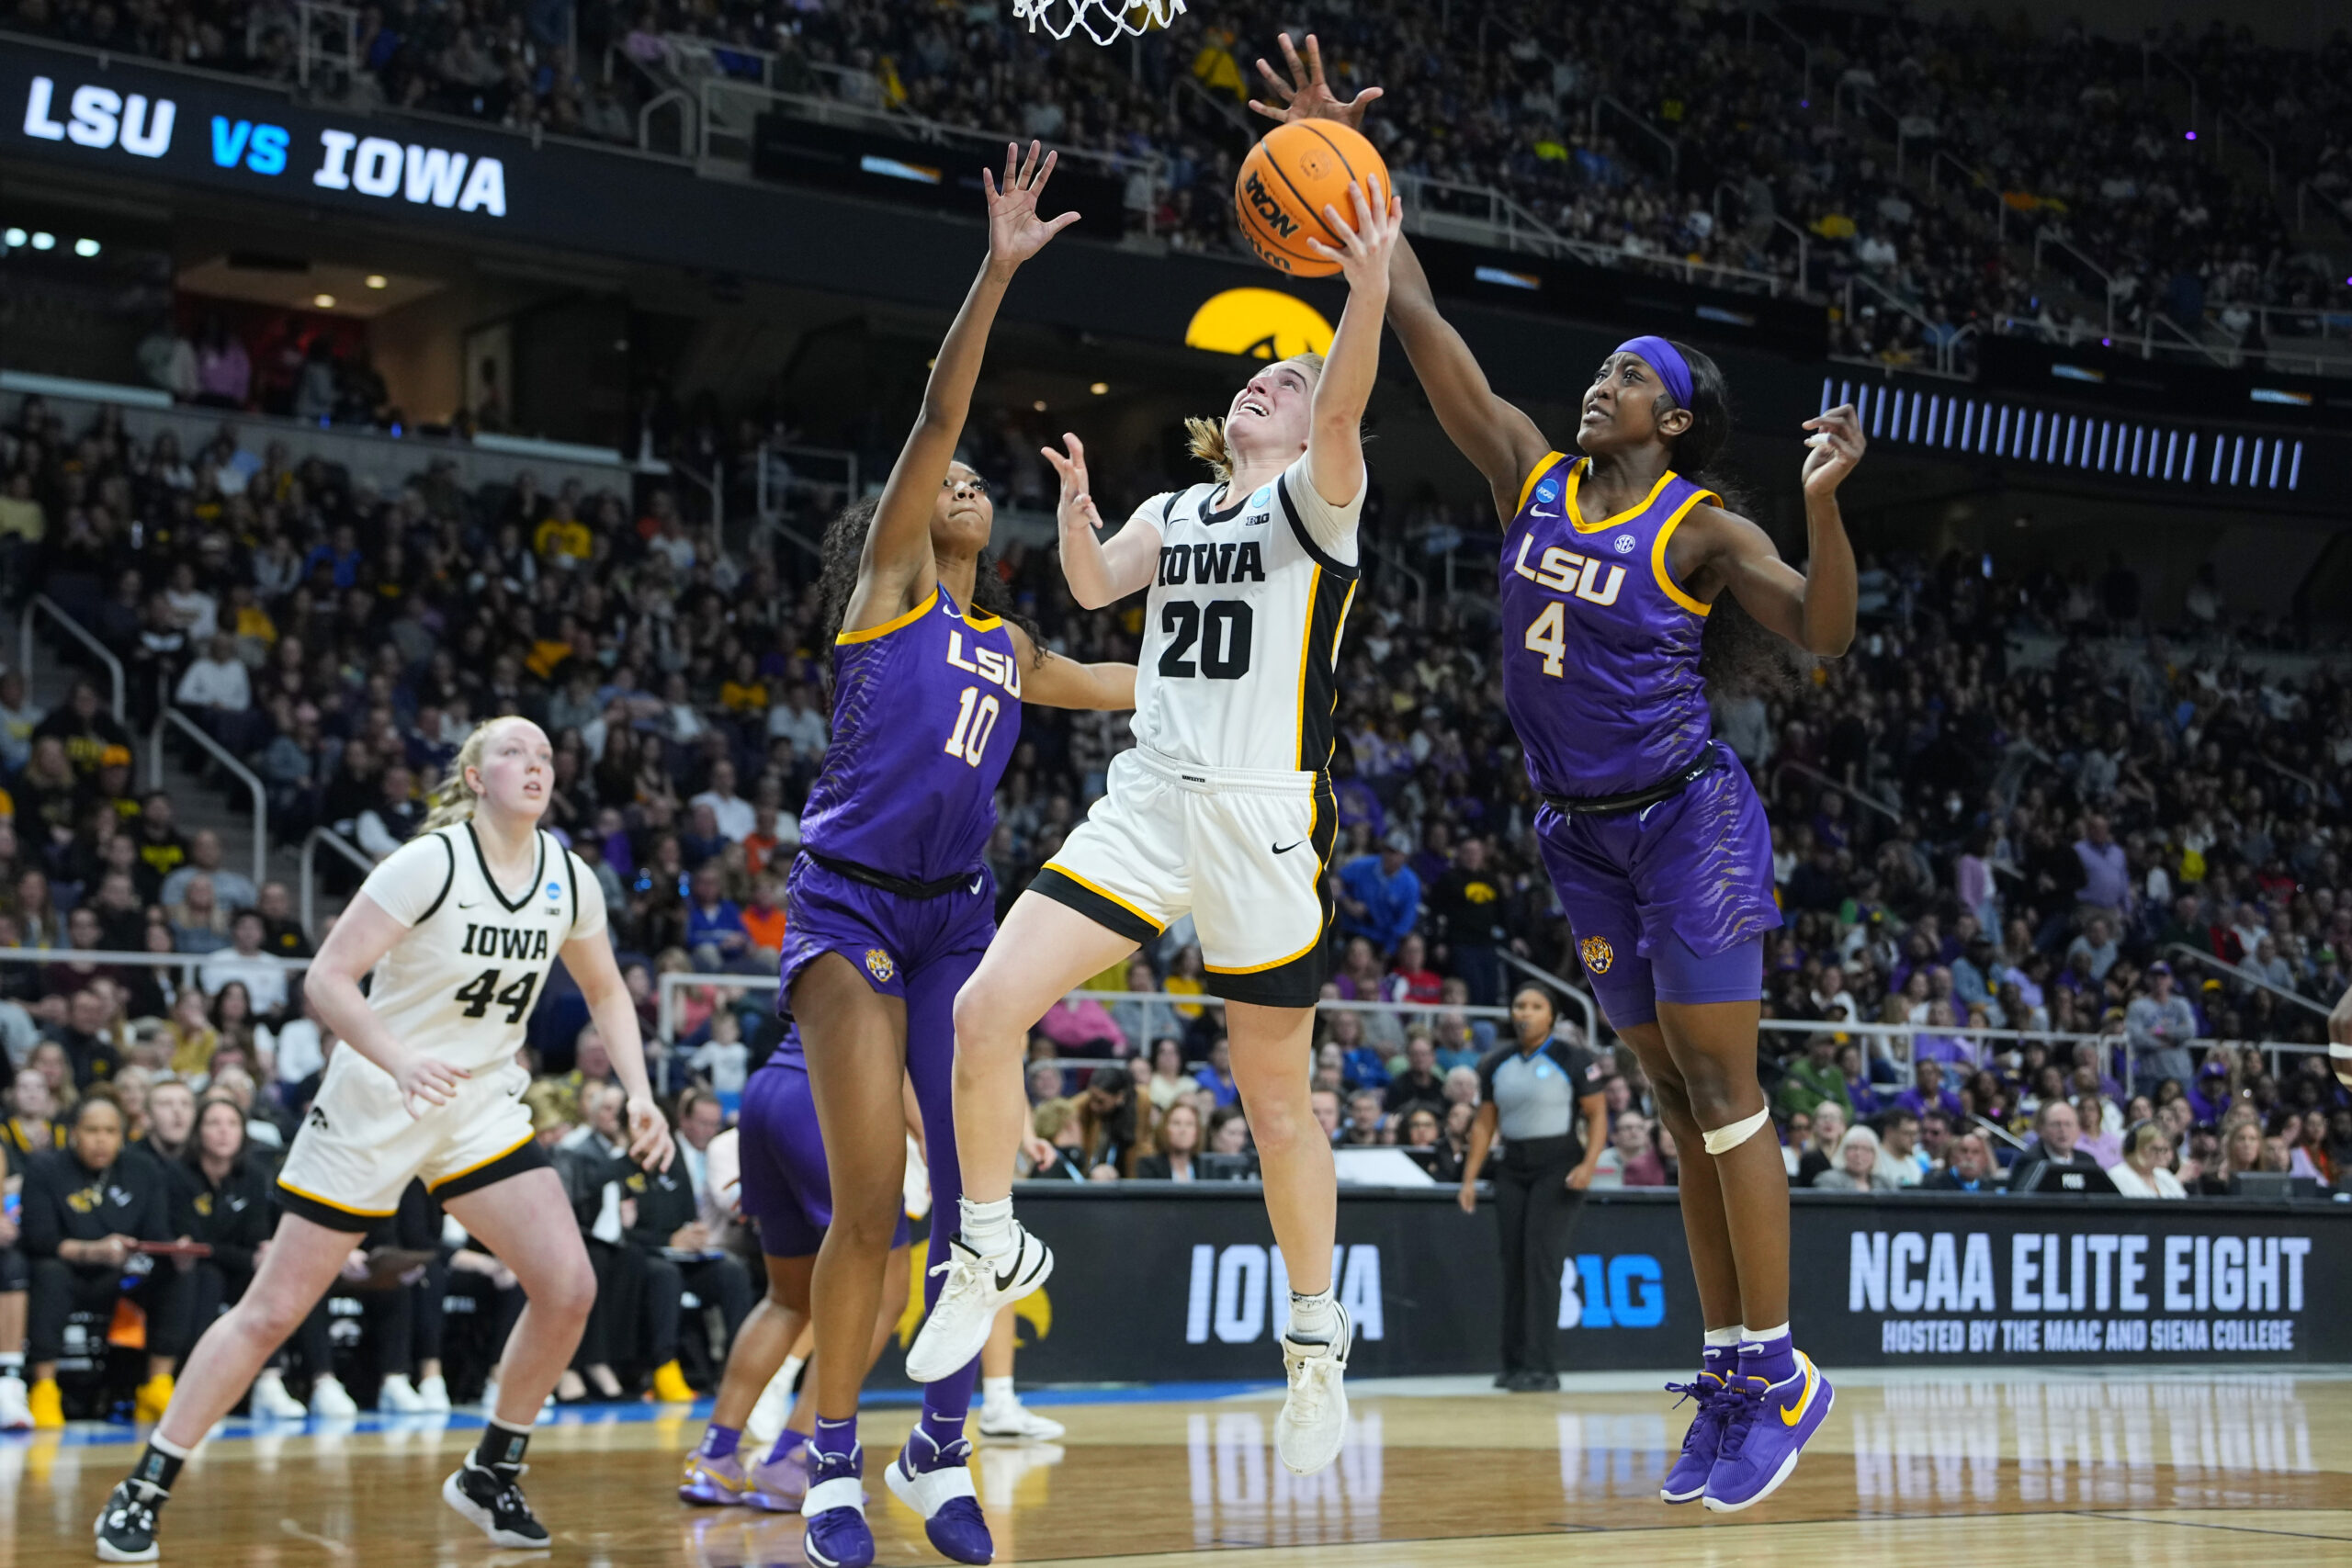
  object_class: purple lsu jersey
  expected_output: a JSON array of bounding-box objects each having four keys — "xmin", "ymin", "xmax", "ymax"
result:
[
  {"xmin": 799, "ymin": 585, "xmax": 1020, "ymax": 883},
  {"xmin": 1499, "ymin": 453, "xmax": 1721, "ymax": 798}
]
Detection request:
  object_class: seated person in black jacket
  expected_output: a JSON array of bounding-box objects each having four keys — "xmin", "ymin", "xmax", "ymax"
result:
[
  {"xmin": 554, "ymin": 1087, "xmax": 671, "ymax": 1400},
  {"xmin": 624, "ymin": 1124, "xmax": 752, "ymax": 1391},
  {"xmin": 3, "ymin": 1134, "xmax": 28, "ymax": 1429},
  {"xmin": 170, "ymin": 1093, "xmax": 285, "ymax": 1413},
  {"xmin": 21, "ymin": 1089, "xmax": 188, "ymax": 1424},
  {"xmin": 1917, "ymin": 1131, "xmax": 2000, "ymax": 1193},
  {"xmin": 2005, "ymin": 1101, "xmax": 2104, "ymax": 1192}
]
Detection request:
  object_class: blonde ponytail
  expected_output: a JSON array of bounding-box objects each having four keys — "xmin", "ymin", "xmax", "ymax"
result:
[
  {"xmin": 1188, "ymin": 353, "xmax": 1326, "ymax": 483},
  {"xmin": 420, "ymin": 716, "xmax": 520, "ymax": 831}
]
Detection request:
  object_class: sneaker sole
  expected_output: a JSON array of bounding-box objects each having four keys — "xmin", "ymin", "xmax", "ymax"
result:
[
  {"xmin": 1659, "ymin": 1481, "xmax": 1707, "ymax": 1504},
  {"xmin": 802, "ymin": 1515, "xmax": 876, "ymax": 1568},
  {"xmin": 440, "ymin": 1471, "xmax": 551, "ymax": 1549},
  {"xmin": 975, "ymin": 1423, "xmax": 1065, "ymax": 1441},
  {"xmin": 1274, "ymin": 1377, "xmax": 1350, "ymax": 1476},
  {"xmin": 906, "ymin": 1250, "xmax": 1054, "ymax": 1384},
  {"xmin": 1702, "ymin": 1382, "xmax": 1835, "ymax": 1514},
  {"xmin": 92, "ymin": 1522, "xmax": 157, "ymax": 1563}
]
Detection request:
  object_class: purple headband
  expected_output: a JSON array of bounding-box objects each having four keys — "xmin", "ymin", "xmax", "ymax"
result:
[{"xmin": 1615, "ymin": 335, "xmax": 1693, "ymax": 408}]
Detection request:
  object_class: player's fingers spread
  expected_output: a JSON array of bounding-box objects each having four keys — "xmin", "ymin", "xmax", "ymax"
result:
[
  {"xmin": 1043, "ymin": 210, "xmax": 1081, "ymax": 237},
  {"xmin": 1304, "ymin": 33, "xmax": 1325, "ymax": 84},
  {"xmin": 981, "ymin": 166, "xmax": 997, "ymax": 200}
]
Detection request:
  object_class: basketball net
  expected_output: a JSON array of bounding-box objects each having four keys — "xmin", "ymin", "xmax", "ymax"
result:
[{"xmin": 1013, "ymin": 0, "xmax": 1185, "ymax": 46}]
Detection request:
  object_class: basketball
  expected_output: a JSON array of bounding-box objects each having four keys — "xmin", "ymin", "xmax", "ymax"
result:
[{"xmin": 1234, "ymin": 119, "xmax": 1391, "ymax": 277}]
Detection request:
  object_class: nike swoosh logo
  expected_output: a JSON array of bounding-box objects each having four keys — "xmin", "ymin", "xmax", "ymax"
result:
[
  {"xmin": 1271, "ymin": 840, "xmax": 1304, "ymax": 855},
  {"xmin": 1531, "ymin": 506, "xmax": 1562, "ymax": 518},
  {"xmin": 1780, "ymin": 1355, "xmax": 1818, "ymax": 1427},
  {"xmin": 969, "ymin": 876, "xmax": 984, "ymax": 895},
  {"xmin": 458, "ymin": 899, "xmax": 482, "ymax": 909},
  {"xmin": 993, "ymin": 1249, "xmax": 1046, "ymax": 1293}
]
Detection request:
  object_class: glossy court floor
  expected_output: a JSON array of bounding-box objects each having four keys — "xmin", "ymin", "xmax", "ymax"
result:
[{"xmin": 6, "ymin": 1369, "xmax": 2349, "ymax": 1567}]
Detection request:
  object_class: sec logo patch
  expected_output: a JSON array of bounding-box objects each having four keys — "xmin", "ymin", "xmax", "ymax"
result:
[
  {"xmin": 1579, "ymin": 935, "xmax": 1614, "ymax": 975},
  {"xmin": 864, "ymin": 948, "xmax": 898, "ymax": 984},
  {"xmin": 1613, "ymin": 534, "xmax": 1637, "ymax": 554}
]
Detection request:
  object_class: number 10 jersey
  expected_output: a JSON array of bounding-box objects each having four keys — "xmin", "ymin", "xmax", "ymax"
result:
[{"xmin": 1127, "ymin": 452, "xmax": 1362, "ymax": 777}]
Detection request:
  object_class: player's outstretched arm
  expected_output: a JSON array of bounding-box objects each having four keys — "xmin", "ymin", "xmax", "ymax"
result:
[
  {"xmin": 563, "ymin": 903, "xmax": 675, "ymax": 1172},
  {"xmin": 1010, "ymin": 623, "xmax": 1136, "ymax": 710},
  {"xmin": 849, "ymin": 141, "xmax": 1078, "ymax": 626},
  {"xmin": 1387, "ymin": 238, "xmax": 1554, "ymax": 525},
  {"xmin": 306, "ymin": 892, "xmax": 471, "ymax": 1114},
  {"xmin": 1043, "ymin": 431, "xmax": 1160, "ymax": 609},
  {"xmin": 1301, "ymin": 176, "xmax": 1399, "ymax": 510},
  {"xmin": 1694, "ymin": 404, "xmax": 1864, "ymax": 659},
  {"xmin": 1248, "ymin": 35, "xmax": 1548, "ymax": 522}
]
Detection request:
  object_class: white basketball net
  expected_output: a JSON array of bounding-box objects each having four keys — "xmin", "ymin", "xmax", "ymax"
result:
[{"xmin": 1012, "ymin": 0, "xmax": 1185, "ymax": 46}]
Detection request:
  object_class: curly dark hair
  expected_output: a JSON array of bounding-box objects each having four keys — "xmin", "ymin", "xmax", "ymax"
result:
[
  {"xmin": 1651, "ymin": 339, "xmax": 1805, "ymax": 702},
  {"xmin": 811, "ymin": 496, "xmax": 1046, "ymax": 689}
]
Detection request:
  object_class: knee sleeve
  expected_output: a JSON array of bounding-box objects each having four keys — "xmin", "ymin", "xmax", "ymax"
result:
[{"xmin": 1700, "ymin": 1105, "xmax": 1771, "ymax": 1156}]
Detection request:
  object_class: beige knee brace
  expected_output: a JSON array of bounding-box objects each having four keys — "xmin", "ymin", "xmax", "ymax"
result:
[{"xmin": 1700, "ymin": 1105, "xmax": 1772, "ymax": 1156}]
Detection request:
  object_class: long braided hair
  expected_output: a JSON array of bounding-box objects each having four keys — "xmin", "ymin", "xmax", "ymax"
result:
[
  {"xmin": 810, "ymin": 495, "xmax": 1046, "ymax": 691},
  {"xmin": 1648, "ymin": 340, "xmax": 1804, "ymax": 701}
]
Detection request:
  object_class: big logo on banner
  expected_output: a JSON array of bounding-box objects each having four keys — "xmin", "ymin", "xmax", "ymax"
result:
[{"xmin": 18, "ymin": 73, "xmax": 505, "ymax": 216}]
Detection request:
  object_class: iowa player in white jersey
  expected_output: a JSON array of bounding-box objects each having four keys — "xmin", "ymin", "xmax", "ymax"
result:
[
  {"xmin": 908, "ymin": 177, "xmax": 1402, "ymax": 1478},
  {"xmin": 93, "ymin": 716, "xmax": 673, "ymax": 1563}
]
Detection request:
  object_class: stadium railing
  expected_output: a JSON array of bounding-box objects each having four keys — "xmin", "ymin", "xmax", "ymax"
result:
[
  {"xmin": 18, "ymin": 592, "xmax": 127, "ymax": 725},
  {"xmin": 299, "ymin": 827, "xmax": 376, "ymax": 937},
  {"xmin": 148, "ymin": 707, "xmax": 269, "ymax": 894},
  {"xmin": 1752, "ymin": 1014, "xmax": 2332, "ymax": 1088}
]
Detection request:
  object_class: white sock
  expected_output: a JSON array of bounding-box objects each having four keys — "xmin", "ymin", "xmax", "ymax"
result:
[
  {"xmin": 981, "ymin": 1376, "xmax": 1015, "ymax": 1406},
  {"xmin": 148, "ymin": 1430, "xmax": 193, "ymax": 1461},
  {"xmin": 0, "ymin": 1352, "xmax": 23, "ymax": 1378},
  {"xmin": 1744, "ymin": 1322, "xmax": 1791, "ymax": 1347},
  {"xmin": 1286, "ymin": 1288, "xmax": 1337, "ymax": 1344},
  {"xmin": 959, "ymin": 1196, "xmax": 1017, "ymax": 1258}
]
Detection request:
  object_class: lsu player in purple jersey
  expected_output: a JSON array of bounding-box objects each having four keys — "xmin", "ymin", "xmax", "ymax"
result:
[
  {"xmin": 727, "ymin": 144, "xmax": 1136, "ymax": 1568},
  {"xmin": 1249, "ymin": 32, "xmax": 1866, "ymax": 1518}
]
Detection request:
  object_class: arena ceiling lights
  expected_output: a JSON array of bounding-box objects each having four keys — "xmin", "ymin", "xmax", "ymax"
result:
[{"xmin": 1822, "ymin": 378, "xmax": 2306, "ymax": 494}]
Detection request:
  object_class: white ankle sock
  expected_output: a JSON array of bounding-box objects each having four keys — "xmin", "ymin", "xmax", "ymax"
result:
[
  {"xmin": 959, "ymin": 1196, "xmax": 1016, "ymax": 1258},
  {"xmin": 1286, "ymin": 1289, "xmax": 1337, "ymax": 1343},
  {"xmin": 981, "ymin": 1376, "xmax": 1014, "ymax": 1406}
]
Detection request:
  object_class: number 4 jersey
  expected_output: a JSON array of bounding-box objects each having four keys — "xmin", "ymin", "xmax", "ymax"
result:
[
  {"xmin": 354, "ymin": 821, "xmax": 604, "ymax": 1073},
  {"xmin": 1128, "ymin": 452, "xmax": 1362, "ymax": 777}
]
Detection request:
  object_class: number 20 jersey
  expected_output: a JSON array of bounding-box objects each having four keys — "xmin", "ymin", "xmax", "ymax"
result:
[
  {"xmin": 799, "ymin": 585, "xmax": 1019, "ymax": 884},
  {"xmin": 1128, "ymin": 453, "xmax": 1362, "ymax": 777},
  {"xmin": 353, "ymin": 822, "xmax": 603, "ymax": 1074}
]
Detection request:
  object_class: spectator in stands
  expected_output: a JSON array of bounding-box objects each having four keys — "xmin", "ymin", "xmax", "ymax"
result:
[
  {"xmin": 1774, "ymin": 1032, "xmax": 1853, "ymax": 1121},
  {"xmin": 1382, "ymin": 1034, "xmax": 1445, "ymax": 1116},
  {"xmin": 2193, "ymin": 1117, "xmax": 2266, "ymax": 1196},
  {"xmin": 1589, "ymin": 1111, "xmax": 1659, "ymax": 1189},
  {"xmin": 2073, "ymin": 815, "xmax": 2132, "ymax": 922},
  {"xmin": 158, "ymin": 831, "xmax": 256, "ymax": 916},
  {"xmin": 683, "ymin": 866, "xmax": 751, "ymax": 973},
  {"xmin": 1339, "ymin": 1090, "xmax": 1386, "ymax": 1148},
  {"xmin": 1779, "ymin": 1109, "xmax": 1811, "ymax": 1179},
  {"xmin": 2124, "ymin": 962, "xmax": 2199, "ymax": 1094},
  {"xmin": 688, "ymin": 760, "xmax": 754, "ymax": 843},
  {"xmin": 1192, "ymin": 1037, "xmax": 1238, "ymax": 1108},
  {"xmin": 1792, "ymin": 1101, "xmax": 1848, "ymax": 1189},
  {"xmin": 174, "ymin": 634, "xmax": 257, "ymax": 754},
  {"xmin": 1134, "ymin": 1099, "xmax": 1203, "ymax": 1181},
  {"xmin": 133, "ymin": 1078, "xmax": 196, "ymax": 1167},
  {"xmin": 197, "ymin": 913, "xmax": 288, "ymax": 1021},
  {"xmin": 1334, "ymin": 830, "xmax": 1420, "ymax": 957},
  {"xmin": 2007, "ymin": 1101, "xmax": 2104, "ymax": 1192},
  {"xmin": 1874, "ymin": 1110, "xmax": 1927, "ymax": 1187},
  {"xmin": 43, "ymin": 989, "xmax": 120, "ymax": 1089},
  {"xmin": 2108, "ymin": 1120, "xmax": 2188, "ymax": 1199},
  {"xmin": 1814, "ymin": 1125, "xmax": 1899, "ymax": 1193},
  {"xmin": 19, "ymin": 1089, "xmax": 186, "ymax": 1427},
  {"xmin": 1425, "ymin": 837, "xmax": 1507, "ymax": 1005},
  {"xmin": 1919, "ymin": 1130, "xmax": 1999, "ymax": 1193},
  {"xmin": 623, "ymin": 1107, "xmax": 749, "ymax": 1401},
  {"xmin": 354, "ymin": 765, "xmax": 423, "ymax": 859},
  {"xmin": 1309, "ymin": 1089, "xmax": 1342, "ymax": 1146},
  {"xmin": 167, "ymin": 878, "xmax": 232, "ymax": 955},
  {"xmin": 1896, "ymin": 1058, "xmax": 1962, "ymax": 1122}
]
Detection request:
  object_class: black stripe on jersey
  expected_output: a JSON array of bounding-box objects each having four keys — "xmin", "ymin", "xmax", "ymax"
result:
[
  {"xmin": 1295, "ymin": 568, "xmax": 1356, "ymax": 773},
  {"xmin": 466, "ymin": 821, "xmax": 544, "ymax": 913},
  {"xmin": 415, "ymin": 832, "xmax": 458, "ymax": 924},
  {"xmin": 1028, "ymin": 867, "xmax": 1162, "ymax": 946},
  {"xmin": 560, "ymin": 836, "xmax": 581, "ymax": 936},
  {"xmin": 1276, "ymin": 473, "xmax": 1360, "ymax": 579},
  {"xmin": 1160, "ymin": 489, "xmax": 1189, "ymax": 527}
]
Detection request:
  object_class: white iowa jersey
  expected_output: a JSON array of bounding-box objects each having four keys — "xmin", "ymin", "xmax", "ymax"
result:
[
  {"xmin": 1128, "ymin": 452, "xmax": 1363, "ymax": 775},
  {"xmin": 353, "ymin": 823, "xmax": 605, "ymax": 1074}
]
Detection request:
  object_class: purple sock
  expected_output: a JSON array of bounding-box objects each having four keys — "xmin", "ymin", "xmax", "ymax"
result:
[
  {"xmin": 915, "ymin": 1407, "xmax": 967, "ymax": 1461},
  {"xmin": 810, "ymin": 1415, "xmax": 858, "ymax": 1464},
  {"xmin": 766, "ymin": 1427, "xmax": 809, "ymax": 1466},
  {"xmin": 1701, "ymin": 1343, "xmax": 1736, "ymax": 1382},
  {"xmin": 1738, "ymin": 1328, "xmax": 1795, "ymax": 1387},
  {"xmin": 697, "ymin": 1424, "xmax": 741, "ymax": 1461}
]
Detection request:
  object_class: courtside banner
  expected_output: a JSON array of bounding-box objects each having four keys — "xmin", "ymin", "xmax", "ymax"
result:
[{"xmin": 865, "ymin": 1189, "xmax": 2352, "ymax": 1383}]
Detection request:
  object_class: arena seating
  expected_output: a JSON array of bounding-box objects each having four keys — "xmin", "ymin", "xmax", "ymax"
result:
[{"xmin": 3, "ymin": 387, "xmax": 2346, "ymax": 1203}]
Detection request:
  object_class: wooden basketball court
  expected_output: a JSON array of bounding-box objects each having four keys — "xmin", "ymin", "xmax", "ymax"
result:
[{"xmin": 6, "ymin": 1371, "xmax": 2349, "ymax": 1567}]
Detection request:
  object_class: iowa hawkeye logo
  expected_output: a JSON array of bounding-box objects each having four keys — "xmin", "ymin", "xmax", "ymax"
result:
[{"xmin": 458, "ymin": 923, "xmax": 552, "ymax": 961}]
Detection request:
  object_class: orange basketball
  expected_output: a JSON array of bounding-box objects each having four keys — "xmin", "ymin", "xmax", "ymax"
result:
[{"xmin": 1233, "ymin": 119, "xmax": 1391, "ymax": 278}]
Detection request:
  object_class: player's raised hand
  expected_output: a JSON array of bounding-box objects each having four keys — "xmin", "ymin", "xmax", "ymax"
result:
[
  {"xmin": 984, "ymin": 140, "xmax": 1080, "ymax": 271},
  {"xmin": 627, "ymin": 1092, "xmax": 676, "ymax": 1172},
  {"xmin": 395, "ymin": 1052, "xmax": 469, "ymax": 1117},
  {"xmin": 1250, "ymin": 32, "xmax": 1384, "ymax": 128},
  {"xmin": 1307, "ymin": 175, "xmax": 1403, "ymax": 296},
  {"xmin": 1042, "ymin": 433, "xmax": 1106, "ymax": 536},
  {"xmin": 1800, "ymin": 403, "xmax": 1865, "ymax": 499}
]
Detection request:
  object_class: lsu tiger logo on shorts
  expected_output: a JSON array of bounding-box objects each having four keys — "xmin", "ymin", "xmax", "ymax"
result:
[
  {"xmin": 1579, "ymin": 934, "xmax": 1614, "ymax": 975},
  {"xmin": 864, "ymin": 947, "xmax": 898, "ymax": 984}
]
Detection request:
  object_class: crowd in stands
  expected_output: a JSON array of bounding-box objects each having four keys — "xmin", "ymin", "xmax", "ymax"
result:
[
  {"xmin": 14, "ymin": 0, "xmax": 2344, "ymax": 378},
  {"xmin": 3, "ymin": 338, "xmax": 2350, "ymax": 1404}
]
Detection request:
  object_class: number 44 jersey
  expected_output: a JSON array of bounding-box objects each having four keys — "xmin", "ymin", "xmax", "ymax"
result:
[
  {"xmin": 1128, "ymin": 452, "xmax": 1362, "ymax": 777},
  {"xmin": 355, "ymin": 822, "xmax": 605, "ymax": 1074}
]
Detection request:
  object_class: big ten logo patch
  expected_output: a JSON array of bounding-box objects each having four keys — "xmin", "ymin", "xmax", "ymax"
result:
[
  {"xmin": 1559, "ymin": 1253, "xmax": 1667, "ymax": 1329},
  {"xmin": 1185, "ymin": 1244, "xmax": 1385, "ymax": 1345}
]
